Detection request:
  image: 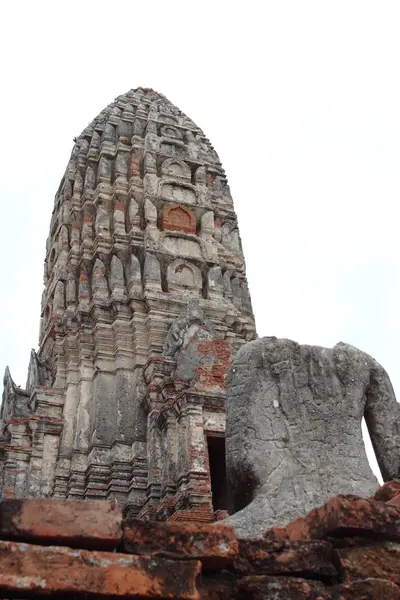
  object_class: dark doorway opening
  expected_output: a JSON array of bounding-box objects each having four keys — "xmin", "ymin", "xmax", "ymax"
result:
[{"xmin": 207, "ymin": 435, "xmax": 233, "ymax": 514}]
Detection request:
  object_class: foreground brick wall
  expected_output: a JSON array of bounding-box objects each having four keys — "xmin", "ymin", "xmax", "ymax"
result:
[{"xmin": 0, "ymin": 483, "xmax": 400, "ymax": 599}]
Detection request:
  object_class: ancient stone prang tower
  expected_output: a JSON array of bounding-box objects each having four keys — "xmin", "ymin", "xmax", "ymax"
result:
[{"xmin": 0, "ymin": 88, "xmax": 256, "ymax": 522}]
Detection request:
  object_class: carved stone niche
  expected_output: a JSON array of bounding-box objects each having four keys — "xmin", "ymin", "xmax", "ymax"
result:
[
  {"xmin": 166, "ymin": 259, "xmax": 202, "ymax": 295},
  {"xmin": 162, "ymin": 204, "xmax": 196, "ymax": 235},
  {"xmin": 160, "ymin": 125, "xmax": 182, "ymax": 140},
  {"xmin": 160, "ymin": 181, "xmax": 197, "ymax": 206},
  {"xmin": 161, "ymin": 158, "xmax": 191, "ymax": 181}
]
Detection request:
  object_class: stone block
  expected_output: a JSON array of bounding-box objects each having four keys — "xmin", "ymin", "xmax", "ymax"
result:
[
  {"xmin": 234, "ymin": 539, "xmax": 336, "ymax": 580},
  {"xmin": 264, "ymin": 495, "xmax": 400, "ymax": 543},
  {"xmin": 236, "ymin": 576, "xmax": 400, "ymax": 600},
  {"xmin": 0, "ymin": 498, "xmax": 122, "ymax": 550},
  {"xmin": 334, "ymin": 579, "xmax": 400, "ymax": 599},
  {"xmin": 335, "ymin": 542, "xmax": 400, "ymax": 585},
  {"xmin": 236, "ymin": 576, "xmax": 330, "ymax": 599},
  {"xmin": 0, "ymin": 540, "xmax": 201, "ymax": 599},
  {"xmin": 122, "ymin": 518, "xmax": 238, "ymax": 568}
]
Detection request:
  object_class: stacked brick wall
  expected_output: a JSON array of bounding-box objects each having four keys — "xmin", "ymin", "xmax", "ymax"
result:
[{"xmin": 0, "ymin": 483, "xmax": 400, "ymax": 598}]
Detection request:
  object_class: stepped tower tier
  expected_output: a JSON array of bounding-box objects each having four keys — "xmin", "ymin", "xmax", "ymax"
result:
[{"xmin": 0, "ymin": 88, "xmax": 256, "ymax": 520}]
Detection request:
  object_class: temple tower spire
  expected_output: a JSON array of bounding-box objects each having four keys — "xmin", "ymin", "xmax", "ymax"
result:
[{"xmin": 0, "ymin": 88, "xmax": 256, "ymax": 520}]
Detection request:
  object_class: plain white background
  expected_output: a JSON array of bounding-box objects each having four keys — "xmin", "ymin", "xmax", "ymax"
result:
[{"xmin": 1, "ymin": 1, "xmax": 399, "ymax": 481}]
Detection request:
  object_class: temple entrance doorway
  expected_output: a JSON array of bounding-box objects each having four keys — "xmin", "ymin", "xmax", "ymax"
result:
[{"xmin": 206, "ymin": 434, "xmax": 233, "ymax": 514}]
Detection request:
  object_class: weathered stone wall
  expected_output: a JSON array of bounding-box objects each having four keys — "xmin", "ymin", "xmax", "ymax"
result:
[{"xmin": 0, "ymin": 484, "xmax": 400, "ymax": 599}]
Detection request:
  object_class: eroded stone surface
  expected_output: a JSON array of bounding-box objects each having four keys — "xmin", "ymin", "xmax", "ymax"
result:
[
  {"xmin": 0, "ymin": 498, "xmax": 122, "ymax": 549},
  {"xmin": 122, "ymin": 519, "xmax": 237, "ymax": 568},
  {"xmin": 335, "ymin": 542, "xmax": 400, "ymax": 585},
  {"xmin": 236, "ymin": 576, "xmax": 330, "ymax": 600},
  {"xmin": 236, "ymin": 576, "xmax": 400, "ymax": 600},
  {"xmin": 263, "ymin": 495, "xmax": 400, "ymax": 543},
  {"xmin": 234, "ymin": 539, "xmax": 336, "ymax": 580},
  {"xmin": 225, "ymin": 337, "xmax": 400, "ymax": 537},
  {"xmin": 334, "ymin": 579, "xmax": 400, "ymax": 600},
  {"xmin": 0, "ymin": 539, "xmax": 201, "ymax": 599}
]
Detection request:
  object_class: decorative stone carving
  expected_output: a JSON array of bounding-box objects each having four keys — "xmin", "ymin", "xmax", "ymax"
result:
[
  {"xmin": 222, "ymin": 270, "xmax": 232, "ymax": 299},
  {"xmin": 104, "ymin": 122, "xmax": 115, "ymax": 142},
  {"xmin": 162, "ymin": 205, "xmax": 196, "ymax": 234},
  {"xmin": 200, "ymin": 211, "xmax": 214, "ymax": 237},
  {"xmin": 98, "ymin": 156, "xmax": 111, "ymax": 182},
  {"xmin": 128, "ymin": 196, "xmax": 140, "ymax": 231},
  {"xmin": 25, "ymin": 350, "xmax": 52, "ymax": 392},
  {"xmin": 161, "ymin": 159, "xmax": 191, "ymax": 180},
  {"xmin": 113, "ymin": 200, "xmax": 126, "ymax": 234},
  {"xmin": 71, "ymin": 222, "xmax": 80, "ymax": 252},
  {"xmin": 163, "ymin": 300, "xmax": 231, "ymax": 395},
  {"xmin": 66, "ymin": 273, "xmax": 77, "ymax": 311},
  {"xmin": 53, "ymin": 281, "xmax": 65, "ymax": 316},
  {"xmin": 143, "ymin": 252, "xmax": 161, "ymax": 291},
  {"xmin": 144, "ymin": 198, "xmax": 157, "ymax": 228},
  {"xmin": 95, "ymin": 205, "xmax": 110, "ymax": 239},
  {"xmin": 166, "ymin": 259, "xmax": 202, "ymax": 295},
  {"xmin": 207, "ymin": 266, "xmax": 224, "ymax": 300},
  {"xmin": 92, "ymin": 259, "xmax": 109, "ymax": 303},
  {"xmin": 144, "ymin": 152, "xmax": 156, "ymax": 174},
  {"xmin": 163, "ymin": 300, "xmax": 212, "ymax": 357},
  {"xmin": 162, "ymin": 235, "xmax": 201, "ymax": 260},
  {"xmin": 115, "ymin": 152, "xmax": 129, "ymax": 178},
  {"xmin": 55, "ymin": 250, "xmax": 68, "ymax": 281},
  {"xmin": 160, "ymin": 182, "xmax": 196, "ymax": 206},
  {"xmin": 82, "ymin": 216, "xmax": 93, "ymax": 248},
  {"xmin": 126, "ymin": 254, "xmax": 142, "ymax": 299},
  {"xmin": 225, "ymin": 337, "xmax": 400, "ymax": 537},
  {"xmin": 78, "ymin": 270, "xmax": 90, "ymax": 312},
  {"xmin": 110, "ymin": 255, "xmax": 127, "ymax": 302},
  {"xmin": 58, "ymin": 226, "xmax": 69, "ymax": 250}
]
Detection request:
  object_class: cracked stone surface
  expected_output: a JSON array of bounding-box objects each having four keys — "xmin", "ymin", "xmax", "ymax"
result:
[{"xmin": 225, "ymin": 337, "xmax": 400, "ymax": 537}]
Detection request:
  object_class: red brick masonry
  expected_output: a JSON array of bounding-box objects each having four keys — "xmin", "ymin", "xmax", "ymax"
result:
[{"xmin": 0, "ymin": 483, "xmax": 400, "ymax": 598}]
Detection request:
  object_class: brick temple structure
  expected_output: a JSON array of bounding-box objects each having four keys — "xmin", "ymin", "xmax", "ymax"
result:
[{"xmin": 0, "ymin": 88, "xmax": 256, "ymax": 521}]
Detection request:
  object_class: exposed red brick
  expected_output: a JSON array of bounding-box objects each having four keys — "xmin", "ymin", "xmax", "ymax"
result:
[
  {"xmin": 195, "ymin": 338, "xmax": 231, "ymax": 389},
  {"xmin": 373, "ymin": 480, "xmax": 400, "ymax": 502},
  {"xmin": 335, "ymin": 578, "xmax": 400, "ymax": 599},
  {"xmin": 115, "ymin": 199, "xmax": 125, "ymax": 211},
  {"xmin": 131, "ymin": 150, "xmax": 140, "ymax": 176},
  {"xmin": 388, "ymin": 495, "xmax": 400, "ymax": 507},
  {"xmin": 0, "ymin": 540, "xmax": 200, "ymax": 599},
  {"xmin": 264, "ymin": 495, "xmax": 400, "ymax": 543},
  {"xmin": 163, "ymin": 204, "xmax": 196, "ymax": 234},
  {"xmin": 235, "ymin": 539, "xmax": 336, "ymax": 580},
  {"xmin": 0, "ymin": 498, "xmax": 122, "ymax": 550},
  {"xmin": 236, "ymin": 575, "xmax": 330, "ymax": 599},
  {"xmin": 214, "ymin": 510, "xmax": 230, "ymax": 521},
  {"xmin": 122, "ymin": 519, "xmax": 237, "ymax": 569},
  {"xmin": 335, "ymin": 543, "xmax": 400, "ymax": 586},
  {"xmin": 237, "ymin": 576, "xmax": 400, "ymax": 599},
  {"xmin": 168, "ymin": 510, "xmax": 215, "ymax": 524}
]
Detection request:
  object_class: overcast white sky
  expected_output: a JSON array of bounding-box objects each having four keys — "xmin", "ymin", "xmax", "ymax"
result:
[{"xmin": 1, "ymin": 1, "xmax": 399, "ymax": 481}]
